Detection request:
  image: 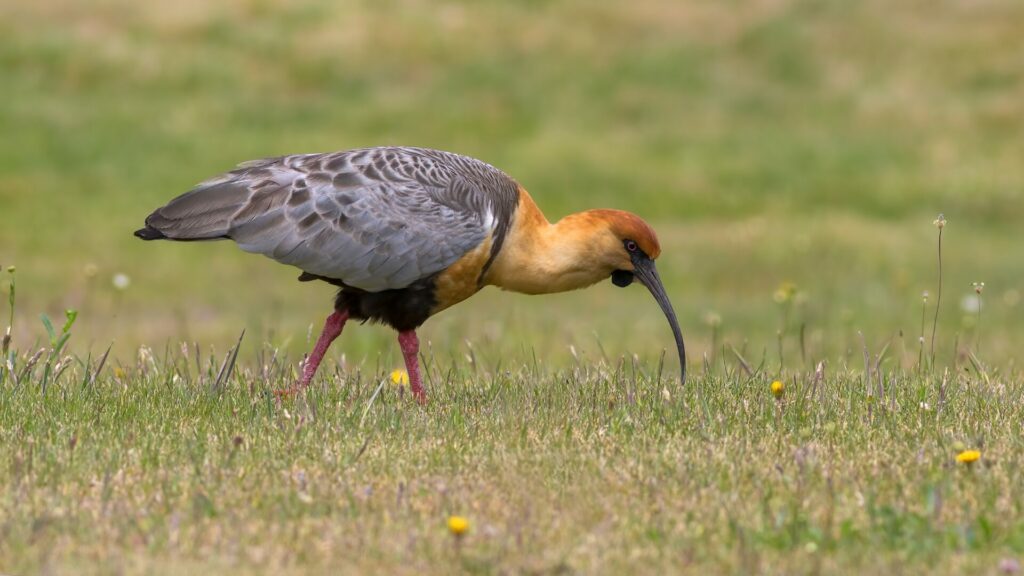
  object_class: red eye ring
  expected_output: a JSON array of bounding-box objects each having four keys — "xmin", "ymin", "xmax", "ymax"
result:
[{"xmin": 625, "ymin": 240, "xmax": 638, "ymax": 252}]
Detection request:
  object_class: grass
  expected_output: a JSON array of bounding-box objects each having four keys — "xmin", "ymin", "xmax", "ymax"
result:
[
  {"xmin": 1, "ymin": 339, "xmax": 1022, "ymax": 574},
  {"xmin": 2, "ymin": 0, "xmax": 1024, "ymax": 572}
]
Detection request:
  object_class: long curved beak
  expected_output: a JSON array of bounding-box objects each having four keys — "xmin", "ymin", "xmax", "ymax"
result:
[{"xmin": 632, "ymin": 258, "xmax": 687, "ymax": 385}]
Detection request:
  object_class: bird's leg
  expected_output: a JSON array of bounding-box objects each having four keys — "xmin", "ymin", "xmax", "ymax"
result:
[
  {"xmin": 275, "ymin": 309, "xmax": 349, "ymax": 397},
  {"xmin": 299, "ymin": 309, "xmax": 349, "ymax": 385},
  {"xmin": 397, "ymin": 330, "xmax": 426, "ymax": 404}
]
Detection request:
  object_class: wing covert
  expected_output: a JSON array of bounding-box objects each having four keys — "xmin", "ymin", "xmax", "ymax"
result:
[{"xmin": 202, "ymin": 147, "xmax": 519, "ymax": 291}]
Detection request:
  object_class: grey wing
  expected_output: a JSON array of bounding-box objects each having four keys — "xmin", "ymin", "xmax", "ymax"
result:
[{"xmin": 139, "ymin": 148, "xmax": 516, "ymax": 292}]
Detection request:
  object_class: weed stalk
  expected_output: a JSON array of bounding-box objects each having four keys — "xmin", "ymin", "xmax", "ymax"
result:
[
  {"xmin": 1, "ymin": 266, "xmax": 14, "ymax": 385},
  {"xmin": 929, "ymin": 214, "xmax": 945, "ymax": 367}
]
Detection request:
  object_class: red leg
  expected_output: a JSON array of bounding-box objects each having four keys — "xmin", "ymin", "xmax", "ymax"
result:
[
  {"xmin": 276, "ymin": 309, "xmax": 348, "ymax": 396},
  {"xmin": 398, "ymin": 330, "xmax": 426, "ymax": 404}
]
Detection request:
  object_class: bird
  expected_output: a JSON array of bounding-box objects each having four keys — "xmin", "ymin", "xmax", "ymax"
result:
[{"xmin": 135, "ymin": 146, "xmax": 686, "ymax": 402}]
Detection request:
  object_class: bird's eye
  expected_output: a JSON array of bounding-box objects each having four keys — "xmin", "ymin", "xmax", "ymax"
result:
[{"xmin": 625, "ymin": 240, "xmax": 638, "ymax": 252}]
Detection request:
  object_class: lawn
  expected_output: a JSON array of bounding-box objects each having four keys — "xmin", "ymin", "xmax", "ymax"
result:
[
  {"xmin": 2, "ymin": 342, "xmax": 1022, "ymax": 574},
  {"xmin": 1, "ymin": 0, "xmax": 1023, "ymax": 573}
]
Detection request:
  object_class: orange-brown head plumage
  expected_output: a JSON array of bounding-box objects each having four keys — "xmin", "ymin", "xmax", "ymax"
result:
[
  {"xmin": 587, "ymin": 209, "xmax": 662, "ymax": 259},
  {"xmin": 486, "ymin": 195, "xmax": 665, "ymax": 294}
]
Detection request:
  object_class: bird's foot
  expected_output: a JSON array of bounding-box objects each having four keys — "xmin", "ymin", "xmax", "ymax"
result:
[
  {"xmin": 412, "ymin": 389, "xmax": 428, "ymax": 405},
  {"xmin": 274, "ymin": 309, "xmax": 347, "ymax": 402}
]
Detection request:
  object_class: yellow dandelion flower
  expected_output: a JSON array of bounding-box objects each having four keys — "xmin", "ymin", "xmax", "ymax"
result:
[
  {"xmin": 447, "ymin": 515, "xmax": 469, "ymax": 536},
  {"xmin": 389, "ymin": 369, "xmax": 409, "ymax": 386},
  {"xmin": 956, "ymin": 450, "xmax": 981, "ymax": 464},
  {"xmin": 770, "ymin": 380, "xmax": 784, "ymax": 399},
  {"xmin": 773, "ymin": 282, "xmax": 798, "ymax": 304}
]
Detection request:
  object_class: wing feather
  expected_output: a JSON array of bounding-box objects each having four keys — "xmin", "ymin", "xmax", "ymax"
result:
[{"xmin": 140, "ymin": 147, "xmax": 520, "ymax": 291}]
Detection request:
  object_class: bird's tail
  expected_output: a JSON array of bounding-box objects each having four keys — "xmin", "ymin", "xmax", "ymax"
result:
[
  {"xmin": 134, "ymin": 180, "xmax": 252, "ymax": 242},
  {"xmin": 133, "ymin": 225, "xmax": 167, "ymax": 240}
]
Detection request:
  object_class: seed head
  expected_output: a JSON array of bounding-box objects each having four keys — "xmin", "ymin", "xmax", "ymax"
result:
[
  {"xmin": 933, "ymin": 213, "xmax": 946, "ymax": 229},
  {"xmin": 112, "ymin": 273, "xmax": 131, "ymax": 291},
  {"xmin": 703, "ymin": 311, "xmax": 722, "ymax": 327}
]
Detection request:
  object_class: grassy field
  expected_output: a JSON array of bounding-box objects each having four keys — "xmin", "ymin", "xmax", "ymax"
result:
[
  {"xmin": 2, "ymin": 0, "xmax": 1023, "ymax": 573},
  {"xmin": 2, "ymin": 339, "xmax": 1023, "ymax": 574}
]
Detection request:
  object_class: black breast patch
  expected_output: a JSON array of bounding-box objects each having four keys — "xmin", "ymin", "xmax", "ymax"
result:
[{"xmin": 304, "ymin": 274, "xmax": 439, "ymax": 332}]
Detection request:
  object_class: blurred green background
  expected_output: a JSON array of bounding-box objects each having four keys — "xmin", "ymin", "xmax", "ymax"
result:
[{"xmin": 1, "ymin": 0, "xmax": 1022, "ymax": 370}]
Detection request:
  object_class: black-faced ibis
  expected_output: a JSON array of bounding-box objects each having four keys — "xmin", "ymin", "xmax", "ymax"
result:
[{"xmin": 136, "ymin": 147, "xmax": 685, "ymax": 402}]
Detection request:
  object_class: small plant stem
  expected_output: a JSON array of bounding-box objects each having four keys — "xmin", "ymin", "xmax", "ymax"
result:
[
  {"xmin": 799, "ymin": 322, "xmax": 807, "ymax": 368},
  {"xmin": 976, "ymin": 293, "xmax": 982, "ymax": 356},
  {"xmin": 777, "ymin": 330, "xmax": 784, "ymax": 371},
  {"xmin": 710, "ymin": 324, "xmax": 718, "ymax": 368},
  {"xmin": 917, "ymin": 297, "xmax": 927, "ymax": 373},
  {"xmin": 929, "ymin": 226, "xmax": 943, "ymax": 366},
  {"xmin": 3, "ymin": 269, "xmax": 14, "ymax": 356},
  {"xmin": 774, "ymin": 401, "xmax": 782, "ymax": 447},
  {"xmin": 1, "ymin": 270, "xmax": 16, "ymax": 385}
]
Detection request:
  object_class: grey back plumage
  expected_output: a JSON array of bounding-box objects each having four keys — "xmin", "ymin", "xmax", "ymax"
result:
[{"xmin": 140, "ymin": 147, "xmax": 521, "ymax": 291}]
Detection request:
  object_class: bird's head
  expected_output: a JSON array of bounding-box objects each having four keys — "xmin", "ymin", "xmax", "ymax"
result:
[
  {"xmin": 585, "ymin": 209, "xmax": 687, "ymax": 383},
  {"xmin": 582, "ymin": 209, "xmax": 662, "ymax": 283},
  {"xmin": 492, "ymin": 204, "xmax": 688, "ymax": 383}
]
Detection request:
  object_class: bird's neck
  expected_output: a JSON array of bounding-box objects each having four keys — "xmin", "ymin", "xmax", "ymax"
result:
[{"xmin": 485, "ymin": 189, "xmax": 614, "ymax": 294}]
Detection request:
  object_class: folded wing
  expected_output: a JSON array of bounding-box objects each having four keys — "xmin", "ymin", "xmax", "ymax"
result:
[{"xmin": 137, "ymin": 147, "xmax": 519, "ymax": 292}]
